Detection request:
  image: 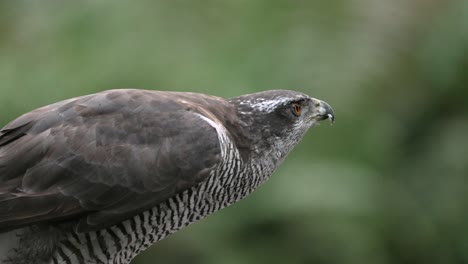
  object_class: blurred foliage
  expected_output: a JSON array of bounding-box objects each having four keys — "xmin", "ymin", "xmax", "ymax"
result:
[{"xmin": 1, "ymin": 1, "xmax": 467, "ymax": 264}]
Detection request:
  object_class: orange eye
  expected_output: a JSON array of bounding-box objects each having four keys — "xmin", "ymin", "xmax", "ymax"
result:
[{"xmin": 292, "ymin": 103, "xmax": 301, "ymax": 116}]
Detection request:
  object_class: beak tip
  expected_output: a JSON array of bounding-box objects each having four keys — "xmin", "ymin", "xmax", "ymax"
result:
[
  {"xmin": 318, "ymin": 100, "xmax": 335, "ymax": 125},
  {"xmin": 327, "ymin": 113, "xmax": 335, "ymax": 125}
]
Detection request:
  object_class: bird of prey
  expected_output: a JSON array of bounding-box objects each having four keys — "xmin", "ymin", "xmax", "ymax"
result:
[{"xmin": 0, "ymin": 89, "xmax": 334, "ymax": 264}]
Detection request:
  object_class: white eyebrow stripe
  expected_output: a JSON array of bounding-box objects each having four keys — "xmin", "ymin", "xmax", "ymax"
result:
[{"xmin": 250, "ymin": 97, "xmax": 290, "ymax": 113}]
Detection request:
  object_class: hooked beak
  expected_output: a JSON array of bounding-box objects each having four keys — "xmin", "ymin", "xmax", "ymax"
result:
[
  {"xmin": 310, "ymin": 99, "xmax": 335, "ymax": 124},
  {"xmin": 318, "ymin": 100, "xmax": 335, "ymax": 124}
]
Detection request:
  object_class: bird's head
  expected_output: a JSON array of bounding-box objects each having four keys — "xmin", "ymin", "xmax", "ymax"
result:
[{"xmin": 228, "ymin": 90, "xmax": 334, "ymax": 167}]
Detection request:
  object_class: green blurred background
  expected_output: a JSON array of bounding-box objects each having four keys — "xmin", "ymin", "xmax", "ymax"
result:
[{"xmin": 1, "ymin": 1, "xmax": 467, "ymax": 263}]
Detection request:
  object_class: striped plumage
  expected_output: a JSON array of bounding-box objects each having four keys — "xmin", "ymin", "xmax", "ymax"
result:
[
  {"xmin": 0, "ymin": 89, "xmax": 334, "ymax": 264},
  {"xmin": 54, "ymin": 127, "xmax": 247, "ymax": 263}
]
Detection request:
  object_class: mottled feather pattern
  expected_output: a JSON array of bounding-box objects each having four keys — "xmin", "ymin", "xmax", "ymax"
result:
[
  {"xmin": 0, "ymin": 89, "xmax": 334, "ymax": 264},
  {"xmin": 0, "ymin": 89, "xmax": 226, "ymax": 233}
]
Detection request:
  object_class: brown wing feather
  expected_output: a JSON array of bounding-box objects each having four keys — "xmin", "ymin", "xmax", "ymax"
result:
[{"xmin": 0, "ymin": 89, "xmax": 230, "ymax": 233}]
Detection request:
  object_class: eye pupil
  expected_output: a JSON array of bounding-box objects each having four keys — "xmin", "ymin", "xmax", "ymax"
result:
[{"xmin": 293, "ymin": 103, "xmax": 301, "ymax": 116}]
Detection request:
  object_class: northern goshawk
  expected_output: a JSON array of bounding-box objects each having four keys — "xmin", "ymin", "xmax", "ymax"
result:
[{"xmin": 0, "ymin": 89, "xmax": 334, "ymax": 264}]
